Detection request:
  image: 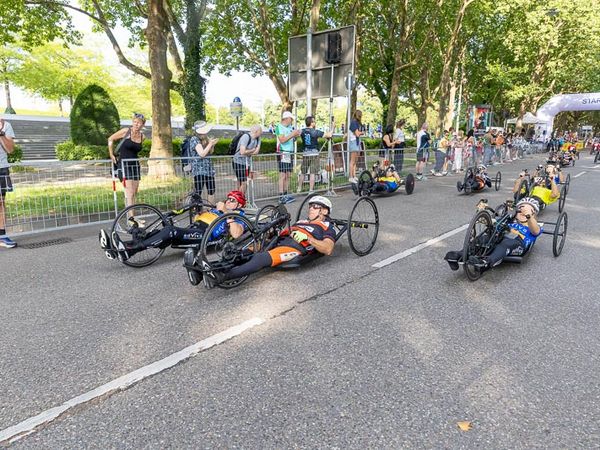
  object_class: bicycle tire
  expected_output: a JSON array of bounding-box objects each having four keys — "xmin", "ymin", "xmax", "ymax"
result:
[
  {"xmin": 347, "ymin": 196, "xmax": 379, "ymax": 256},
  {"xmin": 462, "ymin": 210, "xmax": 494, "ymax": 281}
]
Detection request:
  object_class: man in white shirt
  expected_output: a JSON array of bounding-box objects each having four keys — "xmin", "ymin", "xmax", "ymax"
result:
[{"xmin": 0, "ymin": 117, "xmax": 16, "ymax": 248}]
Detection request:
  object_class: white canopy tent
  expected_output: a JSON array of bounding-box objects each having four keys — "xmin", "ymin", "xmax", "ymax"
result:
[{"xmin": 506, "ymin": 112, "xmax": 544, "ymax": 125}]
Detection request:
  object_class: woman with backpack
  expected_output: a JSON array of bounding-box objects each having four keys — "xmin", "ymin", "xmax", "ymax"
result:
[
  {"xmin": 108, "ymin": 113, "xmax": 146, "ymax": 209},
  {"xmin": 189, "ymin": 121, "xmax": 218, "ymax": 204}
]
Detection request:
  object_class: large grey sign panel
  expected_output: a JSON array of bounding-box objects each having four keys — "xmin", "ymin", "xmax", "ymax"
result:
[{"xmin": 288, "ymin": 25, "xmax": 355, "ymax": 101}]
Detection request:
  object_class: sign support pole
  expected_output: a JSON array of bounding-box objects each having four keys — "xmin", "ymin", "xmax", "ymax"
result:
[{"xmin": 325, "ymin": 64, "xmax": 338, "ymax": 197}]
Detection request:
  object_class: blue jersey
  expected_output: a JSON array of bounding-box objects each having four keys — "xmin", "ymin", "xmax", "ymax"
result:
[
  {"xmin": 508, "ymin": 222, "xmax": 542, "ymax": 248},
  {"xmin": 209, "ymin": 209, "xmax": 246, "ymax": 240}
]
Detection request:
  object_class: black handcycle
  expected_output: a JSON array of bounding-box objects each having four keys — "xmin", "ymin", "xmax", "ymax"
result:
[
  {"xmin": 460, "ymin": 199, "xmax": 568, "ymax": 281},
  {"xmin": 183, "ymin": 194, "xmax": 380, "ymax": 289},
  {"xmin": 457, "ymin": 166, "xmax": 501, "ymax": 194},
  {"xmin": 354, "ymin": 165, "xmax": 415, "ymax": 197},
  {"xmin": 513, "ymin": 170, "xmax": 569, "ymax": 213}
]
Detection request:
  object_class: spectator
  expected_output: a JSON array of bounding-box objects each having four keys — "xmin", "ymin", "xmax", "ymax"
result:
[
  {"xmin": 393, "ymin": 119, "xmax": 406, "ymax": 171},
  {"xmin": 415, "ymin": 123, "xmax": 431, "ymax": 180},
  {"xmin": 0, "ymin": 117, "xmax": 16, "ymax": 248},
  {"xmin": 275, "ymin": 111, "xmax": 301, "ymax": 204},
  {"xmin": 381, "ymin": 123, "xmax": 399, "ymax": 168},
  {"xmin": 108, "ymin": 113, "xmax": 146, "ymax": 209},
  {"xmin": 298, "ymin": 116, "xmax": 332, "ymax": 194},
  {"xmin": 453, "ymin": 130, "xmax": 465, "ymax": 173},
  {"xmin": 482, "ymin": 128, "xmax": 493, "ymax": 166},
  {"xmin": 432, "ymin": 130, "xmax": 449, "ymax": 176},
  {"xmin": 189, "ymin": 121, "xmax": 218, "ymax": 204},
  {"xmin": 232, "ymin": 124, "xmax": 262, "ymax": 195},
  {"xmin": 348, "ymin": 109, "xmax": 364, "ymax": 183}
]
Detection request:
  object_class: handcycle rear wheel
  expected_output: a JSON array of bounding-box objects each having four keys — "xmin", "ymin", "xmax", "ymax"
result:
[
  {"xmin": 558, "ymin": 183, "xmax": 567, "ymax": 213},
  {"xmin": 357, "ymin": 170, "xmax": 374, "ymax": 196},
  {"xmin": 494, "ymin": 171, "xmax": 502, "ymax": 191},
  {"xmin": 347, "ymin": 196, "xmax": 379, "ymax": 256},
  {"xmin": 462, "ymin": 210, "xmax": 494, "ymax": 281},
  {"xmin": 462, "ymin": 168, "xmax": 473, "ymax": 194},
  {"xmin": 595, "ymin": 152, "xmax": 600, "ymax": 164},
  {"xmin": 111, "ymin": 204, "xmax": 170, "ymax": 267},
  {"xmin": 552, "ymin": 211, "xmax": 568, "ymax": 257},
  {"xmin": 404, "ymin": 173, "xmax": 415, "ymax": 195},
  {"xmin": 564, "ymin": 173, "xmax": 571, "ymax": 195},
  {"xmin": 198, "ymin": 213, "xmax": 258, "ymax": 288}
]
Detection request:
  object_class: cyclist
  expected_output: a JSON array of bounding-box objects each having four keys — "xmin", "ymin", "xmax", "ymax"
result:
[
  {"xmin": 201, "ymin": 195, "xmax": 336, "ymax": 289},
  {"xmin": 513, "ymin": 165, "xmax": 560, "ymax": 210},
  {"xmin": 457, "ymin": 164, "xmax": 492, "ymax": 192},
  {"xmin": 444, "ymin": 197, "xmax": 543, "ymax": 272},
  {"xmin": 100, "ymin": 190, "xmax": 247, "ymax": 262},
  {"xmin": 370, "ymin": 162, "xmax": 401, "ymax": 193}
]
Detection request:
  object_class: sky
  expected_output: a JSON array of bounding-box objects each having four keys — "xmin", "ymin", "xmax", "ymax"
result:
[{"xmin": 4, "ymin": 3, "xmax": 281, "ymax": 114}]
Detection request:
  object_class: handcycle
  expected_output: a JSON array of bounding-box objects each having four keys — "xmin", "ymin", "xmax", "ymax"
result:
[
  {"xmin": 102, "ymin": 193, "xmax": 238, "ymax": 268},
  {"xmin": 460, "ymin": 199, "xmax": 568, "ymax": 281},
  {"xmin": 183, "ymin": 194, "xmax": 380, "ymax": 289},
  {"xmin": 513, "ymin": 168, "xmax": 569, "ymax": 213},
  {"xmin": 457, "ymin": 166, "xmax": 501, "ymax": 194},
  {"xmin": 353, "ymin": 162, "xmax": 415, "ymax": 196}
]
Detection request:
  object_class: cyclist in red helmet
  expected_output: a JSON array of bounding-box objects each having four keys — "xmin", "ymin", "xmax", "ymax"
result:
[{"xmin": 100, "ymin": 190, "xmax": 247, "ymax": 262}]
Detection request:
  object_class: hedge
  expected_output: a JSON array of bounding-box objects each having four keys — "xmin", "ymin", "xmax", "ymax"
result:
[
  {"xmin": 70, "ymin": 84, "xmax": 120, "ymax": 146},
  {"xmin": 55, "ymin": 137, "xmax": 418, "ymax": 161},
  {"xmin": 8, "ymin": 144, "xmax": 23, "ymax": 163}
]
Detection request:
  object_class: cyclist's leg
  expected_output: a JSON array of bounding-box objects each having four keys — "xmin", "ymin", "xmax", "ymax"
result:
[
  {"xmin": 485, "ymin": 237, "xmax": 523, "ymax": 268},
  {"xmin": 222, "ymin": 246, "xmax": 302, "ymax": 280}
]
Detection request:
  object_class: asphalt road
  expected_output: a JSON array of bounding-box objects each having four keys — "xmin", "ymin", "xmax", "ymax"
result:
[{"xmin": 2, "ymin": 155, "xmax": 599, "ymax": 448}]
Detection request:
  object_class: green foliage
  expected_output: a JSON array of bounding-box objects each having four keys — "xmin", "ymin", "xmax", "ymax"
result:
[
  {"xmin": 7, "ymin": 144, "xmax": 22, "ymax": 163},
  {"xmin": 70, "ymin": 84, "xmax": 120, "ymax": 146},
  {"xmin": 56, "ymin": 141, "xmax": 108, "ymax": 161}
]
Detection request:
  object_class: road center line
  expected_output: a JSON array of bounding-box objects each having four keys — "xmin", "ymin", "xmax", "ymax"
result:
[
  {"xmin": 573, "ymin": 171, "xmax": 586, "ymax": 178},
  {"xmin": 373, "ymin": 224, "xmax": 469, "ymax": 269},
  {"xmin": 0, "ymin": 318, "xmax": 264, "ymax": 445}
]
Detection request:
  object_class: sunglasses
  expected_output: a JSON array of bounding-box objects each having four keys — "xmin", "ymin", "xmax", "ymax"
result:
[
  {"xmin": 226, "ymin": 197, "xmax": 238, "ymax": 203},
  {"xmin": 133, "ymin": 113, "xmax": 145, "ymax": 120},
  {"xmin": 308, "ymin": 204, "xmax": 323, "ymax": 210}
]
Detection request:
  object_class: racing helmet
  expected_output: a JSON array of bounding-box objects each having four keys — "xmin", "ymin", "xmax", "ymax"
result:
[
  {"xmin": 308, "ymin": 195, "xmax": 332, "ymax": 213},
  {"xmin": 534, "ymin": 176, "xmax": 544, "ymax": 185},
  {"xmin": 477, "ymin": 164, "xmax": 487, "ymax": 172},
  {"xmin": 226, "ymin": 190, "xmax": 246, "ymax": 208},
  {"xmin": 516, "ymin": 197, "xmax": 540, "ymax": 214}
]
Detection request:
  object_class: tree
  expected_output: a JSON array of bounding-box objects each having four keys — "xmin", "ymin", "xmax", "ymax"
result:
[
  {"xmin": 13, "ymin": 42, "xmax": 111, "ymax": 115},
  {"xmin": 203, "ymin": 0, "xmax": 323, "ymax": 112},
  {"xmin": 0, "ymin": 44, "xmax": 25, "ymax": 114},
  {"xmin": 70, "ymin": 84, "xmax": 120, "ymax": 145}
]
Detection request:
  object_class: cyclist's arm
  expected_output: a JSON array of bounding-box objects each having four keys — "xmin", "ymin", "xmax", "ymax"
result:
[
  {"xmin": 549, "ymin": 178, "xmax": 560, "ymax": 198},
  {"xmin": 527, "ymin": 216, "xmax": 541, "ymax": 236},
  {"xmin": 306, "ymin": 236, "xmax": 335, "ymax": 256},
  {"xmin": 226, "ymin": 218, "xmax": 244, "ymax": 239}
]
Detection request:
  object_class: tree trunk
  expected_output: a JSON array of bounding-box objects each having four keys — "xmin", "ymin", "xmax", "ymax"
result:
[
  {"xmin": 444, "ymin": 63, "xmax": 459, "ymax": 130},
  {"xmin": 4, "ymin": 77, "xmax": 15, "ymax": 114},
  {"xmin": 181, "ymin": 0, "xmax": 205, "ymax": 130},
  {"xmin": 147, "ymin": 0, "xmax": 174, "ymax": 178}
]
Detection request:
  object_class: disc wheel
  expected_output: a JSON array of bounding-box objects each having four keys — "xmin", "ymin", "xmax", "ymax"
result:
[
  {"xmin": 357, "ymin": 170, "xmax": 374, "ymax": 196},
  {"xmin": 404, "ymin": 173, "xmax": 415, "ymax": 195},
  {"xmin": 111, "ymin": 204, "xmax": 170, "ymax": 267},
  {"xmin": 462, "ymin": 210, "xmax": 494, "ymax": 281},
  {"xmin": 513, "ymin": 178, "xmax": 529, "ymax": 202},
  {"xmin": 198, "ymin": 213, "xmax": 257, "ymax": 288},
  {"xmin": 552, "ymin": 211, "xmax": 568, "ymax": 257},
  {"xmin": 558, "ymin": 183, "xmax": 567, "ymax": 213},
  {"xmin": 347, "ymin": 196, "xmax": 379, "ymax": 256},
  {"xmin": 494, "ymin": 171, "xmax": 502, "ymax": 191}
]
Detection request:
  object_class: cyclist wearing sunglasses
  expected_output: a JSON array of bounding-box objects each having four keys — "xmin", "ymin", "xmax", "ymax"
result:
[
  {"xmin": 202, "ymin": 195, "xmax": 336, "ymax": 288},
  {"xmin": 102, "ymin": 190, "xmax": 247, "ymax": 262}
]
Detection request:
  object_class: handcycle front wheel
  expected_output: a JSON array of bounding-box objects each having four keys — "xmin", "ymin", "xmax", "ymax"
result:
[
  {"xmin": 254, "ymin": 204, "xmax": 290, "ymax": 249},
  {"xmin": 513, "ymin": 178, "xmax": 529, "ymax": 202},
  {"xmin": 462, "ymin": 168, "xmax": 473, "ymax": 194},
  {"xmin": 494, "ymin": 171, "xmax": 502, "ymax": 191},
  {"xmin": 198, "ymin": 213, "xmax": 258, "ymax": 288},
  {"xmin": 111, "ymin": 204, "xmax": 170, "ymax": 268},
  {"xmin": 347, "ymin": 196, "xmax": 379, "ymax": 256},
  {"xmin": 552, "ymin": 211, "xmax": 568, "ymax": 257},
  {"xmin": 357, "ymin": 170, "xmax": 374, "ymax": 197},
  {"xmin": 462, "ymin": 210, "xmax": 494, "ymax": 281}
]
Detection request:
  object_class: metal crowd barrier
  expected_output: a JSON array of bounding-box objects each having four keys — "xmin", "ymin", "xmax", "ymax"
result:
[{"xmin": 5, "ymin": 147, "xmax": 418, "ymax": 236}]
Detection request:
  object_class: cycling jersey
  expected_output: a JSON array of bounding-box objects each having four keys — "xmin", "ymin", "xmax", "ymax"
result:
[
  {"xmin": 192, "ymin": 209, "xmax": 246, "ymax": 240},
  {"xmin": 530, "ymin": 186, "xmax": 558, "ymax": 206},
  {"xmin": 507, "ymin": 221, "xmax": 543, "ymax": 248},
  {"xmin": 375, "ymin": 176, "xmax": 399, "ymax": 192},
  {"xmin": 279, "ymin": 219, "xmax": 336, "ymax": 253}
]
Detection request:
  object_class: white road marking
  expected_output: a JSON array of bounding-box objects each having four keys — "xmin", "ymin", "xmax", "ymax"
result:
[
  {"xmin": 573, "ymin": 171, "xmax": 586, "ymax": 178},
  {"xmin": 373, "ymin": 224, "xmax": 469, "ymax": 268},
  {"xmin": 0, "ymin": 318, "xmax": 264, "ymax": 444}
]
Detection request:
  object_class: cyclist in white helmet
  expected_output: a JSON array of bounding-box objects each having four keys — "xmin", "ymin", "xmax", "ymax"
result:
[
  {"xmin": 202, "ymin": 195, "xmax": 337, "ymax": 288},
  {"xmin": 445, "ymin": 197, "xmax": 543, "ymax": 272}
]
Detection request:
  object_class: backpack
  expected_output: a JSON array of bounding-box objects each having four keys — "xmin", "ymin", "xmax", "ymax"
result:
[
  {"xmin": 181, "ymin": 136, "xmax": 193, "ymax": 168},
  {"xmin": 229, "ymin": 132, "xmax": 251, "ymax": 155}
]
